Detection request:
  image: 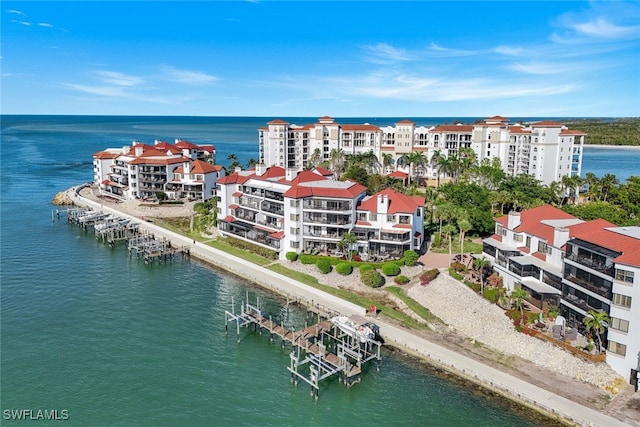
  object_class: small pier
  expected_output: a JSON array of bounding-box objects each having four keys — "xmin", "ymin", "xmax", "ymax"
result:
[
  {"xmin": 225, "ymin": 293, "xmax": 382, "ymax": 399},
  {"xmin": 62, "ymin": 207, "xmax": 189, "ymax": 263}
]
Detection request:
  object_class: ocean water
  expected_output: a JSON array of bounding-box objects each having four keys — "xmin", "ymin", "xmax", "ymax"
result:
[{"xmin": 2, "ymin": 115, "xmax": 634, "ymax": 426}]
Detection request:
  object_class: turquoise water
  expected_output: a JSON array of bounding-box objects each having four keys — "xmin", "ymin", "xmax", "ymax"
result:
[{"xmin": 3, "ymin": 115, "xmax": 633, "ymax": 426}]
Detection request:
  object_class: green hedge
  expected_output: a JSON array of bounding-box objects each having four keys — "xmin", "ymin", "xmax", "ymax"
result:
[
  {"xmin": 394, "ymin": 275, "xmax": 410, "ymax": 285},
  {"xmin": 286, "ymin": 252, "xmax": 298, "ymax": 262},
  {"xmin": 316, "ymin": 259, "xmax": 332, "ymax": 274},
  {"xmin": 361, "ymin": 269, "xmax": 385, "ymax": 288},
  {"xmin": 335, "ymin": 262, "xmax": 353, "ymax": 275},
  {"xmin": 382, "ymin": 262, "xmax": 401, "ymax": 277},
  {"xmin": 359, "ymin": 263, "xmax": 376, "ymax": 273},
  {"xmin": 223, "ymin": 236, "xmax": 279, "ymax": 260},
  {"xmin": 403, "ymin": 250, "xmax": 419, "ymax": 266}
]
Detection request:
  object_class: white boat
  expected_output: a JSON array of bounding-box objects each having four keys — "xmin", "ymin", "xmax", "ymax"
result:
[{"xmin": 330, "ymin": 315, "xmax": 378, "ymax": 343}]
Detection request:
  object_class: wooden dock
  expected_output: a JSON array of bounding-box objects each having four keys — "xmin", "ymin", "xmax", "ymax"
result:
[
  {"xmin": 225, "ymin": 293, "xmax": 382, "ymax": 399},
  {"xmin": 62, "ymin": 207, "xmax": 189, "ymax": 263}
]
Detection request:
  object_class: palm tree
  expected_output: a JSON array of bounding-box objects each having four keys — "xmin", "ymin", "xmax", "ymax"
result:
[
  {"xmin": 227, "ymin": 153, "xmax": 242, "ymax": 172},
  {"xmin": 338, "ymin": 232, "xmax": 358, "ymax": 261},
  {"xmin": 583, "ymin": 309, "xmax": 610, "ymax": 353},
  {"xmin": 600, "ymin": 173, "xmax": 619, "ymax": 202},
  {"xmin": 473, "ymin": 257, "xmax": 491, "ymax": 296},
  {"xmin": 442, "ymin": 223, "xmax": 457, "ymax": 258},
  {"xmin": 457, "ymin": 218, "xmax": 472, "ymax": 259},
  {"xmin": 246, "ymin": 157, "xmax": 259, "ymax": 169},
  {"xmin": 381, "ymin": 152, "xmax": 394, "ymax": 173},
  {"xmin": 430, "ymin": 150, "xmax": 445, "ymax": 187},
  {"xmin": 510, "ymin": 287, "xmax": 530, "ymax": 317},
  {"xmin": 306, "ymin": 148, "xmax": 322, "ymax": 170},
  {"xmin": 457, "ymin": 147, "xmax": 477, "ymax": 182},
  {"xmin": 328, "ymin": 149, "xmax": 346, "ymax": 179},
  {"xmin": 400, "ymin": 151, "xmax": 428, "ymax": 186}
]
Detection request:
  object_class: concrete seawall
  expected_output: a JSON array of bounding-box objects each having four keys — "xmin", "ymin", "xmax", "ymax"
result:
[{"xmin": 65, "ymin": 186, "xmax": 628, "ymax": 427}]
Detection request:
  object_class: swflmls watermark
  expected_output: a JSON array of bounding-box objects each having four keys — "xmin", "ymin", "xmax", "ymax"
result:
[{"xmin": 3, "ymin": 409, "xmax": 69, "ymax": 421}]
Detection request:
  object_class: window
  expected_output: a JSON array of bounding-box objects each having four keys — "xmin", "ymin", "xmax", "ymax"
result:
[
  {"xmin": 290, "ymin": 213, "xmax": 299, "ymax": 221},
  {"xmin": 612, "ymin": 293, "xmax": 632, "ymax": 308},
  {"xmin": 514, "ymin": 234, "xmax": 523, "ymax": 243},
  {"xmin": 290, "ymin": 227, "xmax": 299, "ymax": 235},
  {"xmin": 526, "ymin": 236, "xmax": 531, "ymax": 248},
  {"xmin": 290, "ymin": 200, "xmax": 299, "ymax": 208},
  {"xmin": 358, "ymin": 213, "xmax": 367, "ymax": 221},
  {"xmin": 290, "ymin": 241, "xmax": 299, "ymax": 248},
  {"xmin": 538, "ymin": 241, "xmax": 552, "ymax": 254},
  {"xmin": 369, "ymin": 213, "xmax": 377, "ymax": 221},
  {"xmin": 615, "ymin": 269, "xmax": 634, "ymax": 284},
  {"xmin": 610, "ymin": 317, "xmax": 629, "ymax": 333},
  {"xmin": 607, "ymin": 340, "xmax": 627, "ymax": 356},
  {"xmin": 387, "ymin": 215, "xmax": 395, "ymax": 222}
]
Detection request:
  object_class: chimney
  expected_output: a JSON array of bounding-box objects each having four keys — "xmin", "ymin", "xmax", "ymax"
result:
[
  {"xmin": 286, "ymin": 167, "xmax": 298, "ymax": 181},
  {"xmin": 377, "ymin": 194, "xmax": 389, "ymax": 215},
  {"xmin": 134, "ymin": 145, "xmax": 144, "ymax": 157},
  {"xmin": 553, "ymin": 227, "xmax": 570, "ymax": 248},
  {"xmin": 256, "ymin": 163, "xmax": 266, "ymax": 176},
  {"xmin": 507, "ymin": 211, "xmax": 521, "ymax": 230}
]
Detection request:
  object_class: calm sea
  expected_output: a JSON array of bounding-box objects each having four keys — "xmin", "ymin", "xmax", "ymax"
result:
[{"xmin": 2, "ymin": 115, "xmax": 633, "ymax": 426}]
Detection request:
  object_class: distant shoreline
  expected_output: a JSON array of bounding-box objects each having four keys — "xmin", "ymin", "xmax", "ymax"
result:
[{"xmin": 583, "ymin": 144, "xmax": 640, "ymax": 150}]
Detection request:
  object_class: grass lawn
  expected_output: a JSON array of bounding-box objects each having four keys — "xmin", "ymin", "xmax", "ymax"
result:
[
  {"xmin": 267, "ymin": 264, "xmax": 427, "ymax": 330},
  {"xmin": 386, "ymin": 286, "xmax": 441, "ymax": 324},
  {"xmin": 430, "ymin": 238, "xmax": 483, "ymax": 255}
]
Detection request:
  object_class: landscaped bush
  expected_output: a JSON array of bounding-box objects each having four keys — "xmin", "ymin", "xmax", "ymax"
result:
[
  {"xmin": 286, "ymin": 251, "xmax": 299, "ymax": 262},
  {"xmin": 316, "ymin": 259, "xmax": 332, "ymax": 274},
  {"xmin": 448, "ymin": 268, "xmax": 464, "ymax": 281},
  {"xmin": 483, "ymin": 287, "xmax": 500, "ymax": 304},
  {"xmin": 403, "ymin": 250, "xmax": 419, "ymax": 266},
  {"xmin": 359, "ymin": 263, "xmax": 376, "ymax": 273},
  {"xmin": 394, "ymin": 275, "xmax": 410, "ymax": 285},
  {"xmin": 299, "ymin": 254, "xmax": 316, "ymax": 264},
  {"xmin": 361, "ymin": 269, "xmax": 385, "ymax": 288},
  {"xmin": 450, "ymin": 261, "xmax": 467, "ymax": 272},
  {"xmin": 335, "ymin": 262, "xmax": 353, "ymax": 276},
  {"xmin": 382, "ymin": 262, "xmax": 401, "ymax": 277},
  {"xmin": 224, "ymin": 236, "xmax": 279, "ymax": 260},
  {"xmin": 420, "ymin": 268, "xmax": 440, "ymax": 286}
]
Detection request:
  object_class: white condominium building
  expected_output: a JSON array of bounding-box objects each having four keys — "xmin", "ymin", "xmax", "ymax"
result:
[
  {"xmin": 216, "ymin": 165, "xmax": 425, "ymax": 260},
  {"xmin": 258, "ymin": 115, "xmax": 586, "ymax": 186},
  {"xmin": 482, "ymin": 204, "xmax": 640, "ymax": 382},
  {"xmin": 93, "ymin": 139, "xmax": 223, "ymax": 201}
]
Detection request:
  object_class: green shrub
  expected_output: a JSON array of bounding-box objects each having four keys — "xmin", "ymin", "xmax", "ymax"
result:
[
  {"xmin": 483, "ymin": 287, "xmax": 500, "ymax": 304},
  {"xmin": 394, "ymin": 275, "xmax": 410, "ymax": 285},
  {"xmin": 382, "ymin": 262, "xmax": 401, "ymax": 277},
  {"xmin": 361, "ymin": 269, "xmax": 385, "ymax": 288},
  {"xmin": 299, "ymin": 254, "xmax": 316, "ymax": 264},
  {"xmin": 224, "ymin": 236, "xmax": 278, "ymax": 260},
  {"xmin": 316, "ymin": 259, "xmax": 332, "ymax": 274},
  {"xmin": 403, "ymin": 250, "xmax": 419, "ymax": 266},
  {"xmin": 286, "ymin": 251, "xmax": 299, "ymax": 262},
  {"xmin": 335, "ymin": 262, "xmax": 353, "ymax": 276},
  {"xmin": 448, "ymin": 268, "xmax": 464, "ymax": 281},
  {"xmin": 359, "ymin": 263, "xmax": 376, "ymax": 273}
]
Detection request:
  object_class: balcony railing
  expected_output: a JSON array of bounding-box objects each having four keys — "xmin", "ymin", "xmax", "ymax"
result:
[
  {"xmin": 566, "ymin": 253, "xmax": 614, "ymax": 276},
  {"xmin": 564, "ymin": 274, "xmax": 612, "ymax": 299}
]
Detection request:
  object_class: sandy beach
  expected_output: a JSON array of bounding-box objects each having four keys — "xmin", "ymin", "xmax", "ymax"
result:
[{"xmin": 63, "ymin": 185, "xmax": 640, "ymax": 426}]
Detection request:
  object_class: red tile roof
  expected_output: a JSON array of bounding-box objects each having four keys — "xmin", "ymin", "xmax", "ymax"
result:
[
  {"xmin": 267, "ymin": 119, "xmax": 289, "ymax": 125},
  {"xmin": 358, "ymin": 188, "xmax": 425, "ymax": 215},
  {"xmin": 388, "ymin": 171, "xmax": 408, "ymax": 179},
  {"xmin": 485, "ymin": 115, "xmax": 509, "ymax": 121},
  {"xmin": 175, "ymin": 160, "xmax": 223, "ymax": 174},
  {"xmin": 490, "ymin": 233, "xmax": 502, "ymax": 242},
  {"xmin": 395, "ymin": 119, "xmax": 415, "ymax": 125},
  {"xmin": 559, "ymin": 129, "xmax": 586, "ymax": 136},
  {"xmin": 531, "ymin": 120, "xmax": 563, "ymax": 127},
  {"xmin": 312, "ymin": 166, "xmax": 333, "ymax": 176},
  {"xmin": 341, "ymin": 124, "xmax": 381, "ymax": 131},
  {"xmin": 270, "ymin": 231, "xmax": 285, "ymax": 239},
  {"xmin": 496, "ymin": 205, "xmax": 577, "ymax": 245},
  {"xmin": 570, "ymin": 220, "xmax": 640, "ymax": 267},
  {"xmin": 431, "ymin": 125, "xmax": 474, "ymax": 132},
  {"xmin": 356, "ymin": 220, "xmax": 371, "ymax": 226},
  {"xmin": 93, "ymin": 151, "xmax": 120, "ymax": 159},
  {"xmin": 532, "ymin": 252, "xmax": 546, "ymax": 261},
  {"xmin": 283, "ymin": 182, "xmax": 367, "ymax": 199},
  {"xmin": 279, "ymin": 170, "xmax": 327, "ymax": 185}
]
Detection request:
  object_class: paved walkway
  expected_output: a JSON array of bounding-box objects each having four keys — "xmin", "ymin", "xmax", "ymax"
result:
[
  {"xmin": 419, "ymin": 251, "xmax": 454, "ymax": 269},
  {"xmin": 65, "ymin": 187, "xmax": 630, "ymax": 427}
]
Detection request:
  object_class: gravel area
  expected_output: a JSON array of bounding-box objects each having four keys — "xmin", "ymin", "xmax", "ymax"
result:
[{"xmin": 407, "ymin": 271, "xmax": 623, "ymax": 390}]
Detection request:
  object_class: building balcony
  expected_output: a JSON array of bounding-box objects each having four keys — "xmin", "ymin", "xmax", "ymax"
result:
[
  {"xmin": 563, "ymin": 274, "xmax": 612, "ymax": 299},
  {"xmin": 566, "ymin": 253, "xmax": 614, "ymax": 276}
]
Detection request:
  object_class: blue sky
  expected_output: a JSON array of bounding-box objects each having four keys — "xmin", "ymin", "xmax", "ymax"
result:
[{"xmin": 2, "ymin": 1, "xmax": 639, "ymax": 117}]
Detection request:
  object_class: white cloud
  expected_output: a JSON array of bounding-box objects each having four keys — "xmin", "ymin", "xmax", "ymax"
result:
[
  {"xmin": 572, "ymin": 18, "xmax": 640, "ymax": 39},
  {"xmin": 362, "ymin": 43, "xmax": 413, "ymax": 64},
  {"xmin": 494, "ymin": 45, "xmax": 524, "ymax": 56},
  {"xmin": 96, "ymin": 71, "xmax": 144, "ymax": 87},
  {"xmin": 38, "ymin": 22, "xmax": 53, "ymax": 28},
  {"xmin": 162, "ymin": 67, "xmax": 218, "ymax": 84},
  {"xmin": 6, "ymin": 9, "xmax": 26, "ymax": 16}
]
